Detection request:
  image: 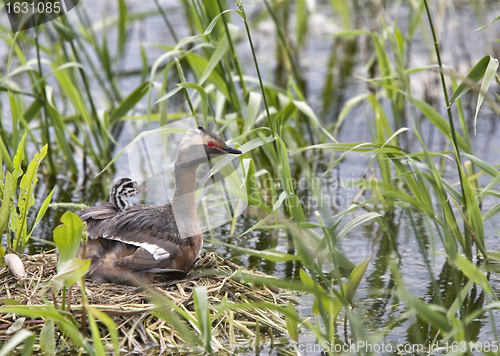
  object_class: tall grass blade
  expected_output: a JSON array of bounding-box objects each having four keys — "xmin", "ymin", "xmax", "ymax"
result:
[
  {"xmin": 345, "ymin": 257, "xmax": 370, "ymax": 304},
  {"xmin": 0, "ymin": 329, "xmax": 35, "ymax": 356},
  {"xmin": 474, "ymin": 56, "xmax": 499, "ymax": 132},
  {"xmin": 0, "ymin": 305, "xmax": 93, "ymax": 354},
  {"xmin": 26, "ymin": 187, "xmax": 55, "ymax": 244},
  {"xmin": 0, "ymin": 172, "xmax": 13, "ymax": 238},
  {"xmin": 87, "ymin": 310, "xmax": 106, "ymax": 356},
  {"xmin": 285, "ymin": 303, "xmax": 299, "ymax": 342},
  {"xmin": 109, "ymin": 82, "xmax": 149, "ymax": 126},
  {"xmin": 453, "ymin": 254, "xmax": 496, "ymax": 298},
  {"xmin": 449, "ymin": 55, "xmax": 492, "ymax": 105},
  {"xmin": 194, "ymin": 286, "xmax": 212, "ymax": 353},
  {"xmin": 116, "ymin": 0, "xmax": 127, "ymax": 61},
  {"xmin": 336, "ymin": 213, "xmax": 382, "ymax": 241},
  {"xmin": 214, "ymin": 240, "xmax": 299, "ymax": 262}
]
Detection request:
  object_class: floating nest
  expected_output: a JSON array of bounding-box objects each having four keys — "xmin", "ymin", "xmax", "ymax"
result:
[{"xmin": 0, "ymin": 251, "xmax": 294, "ymax": 354}]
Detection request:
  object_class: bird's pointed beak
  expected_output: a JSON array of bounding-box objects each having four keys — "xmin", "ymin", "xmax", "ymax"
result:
[
  {"xmin": 221, "ymin": 146, "xmax": 242, "ymax": 155},
  {"xmin": 138, "ymin": 185, "xmax": 152, "ymax": 193}
]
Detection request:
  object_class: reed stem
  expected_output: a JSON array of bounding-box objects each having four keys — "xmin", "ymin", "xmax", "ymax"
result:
[{"xmin": 423, "ymin": 0, "xmax": 471, "ymax": 258}]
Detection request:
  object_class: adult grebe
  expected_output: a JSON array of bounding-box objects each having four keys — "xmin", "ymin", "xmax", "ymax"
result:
[{"xmin": 78, "ymin": 127, "xmax": 242, "ymax": 284}]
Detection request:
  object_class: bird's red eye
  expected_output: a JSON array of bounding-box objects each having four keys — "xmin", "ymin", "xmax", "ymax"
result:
[{"xmin": 208, "ymin": 142, "xmax": 215, "ymax": 147}]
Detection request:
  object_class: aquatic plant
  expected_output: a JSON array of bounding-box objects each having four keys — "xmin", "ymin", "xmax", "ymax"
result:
[{"xmin": 0, "ymin": 133, "xmax": 54, "ymax": 257}]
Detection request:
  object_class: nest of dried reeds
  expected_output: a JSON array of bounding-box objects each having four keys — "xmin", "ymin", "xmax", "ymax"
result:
[{"xmin": 0, "ymin": 251, "xmax": 293, "ymax": 354}]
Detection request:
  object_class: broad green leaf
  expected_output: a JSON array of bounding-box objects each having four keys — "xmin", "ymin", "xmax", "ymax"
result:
[
  {"xmin": 235, "ymin": 214, "xmax": 272, "ymax": 238},
  {"xmin": 242, "ymin": 158, "xmax": 258, "ymax": 201},
  {"xmin": 478, "ymin": 174, "xmax": 500, "ymax": 200},
  {"xmin": 296, "ymin": 141, "xmax": 406, "ymax": 155},
  {"xmin": 331, "ymin": 248, "xmax": 356, "ymax": 272},
  {"xmin": 39, "ymin": 319, "xmax": 56, "ymax": 354},
  {"xmin": 13, "ymin": 144, "xmax": 47, "ymax": 252},
  {"xmin": 53, "ymin": 211, "xmax": 83, "ymax": 266},
  {"xmin": 299, "ymin": 268, "xmax": 314, "ymax": 288},
  {"xmin": 292, "ymin": 100, "xmax": 320, "ymax": 124},
  {"xmin": 53, "ymin": 258, "xmax": 91, "ymax": 293}
]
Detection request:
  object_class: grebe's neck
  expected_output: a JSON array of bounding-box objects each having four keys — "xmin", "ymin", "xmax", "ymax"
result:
[
  {"xmin": 170, "ymin": 157, "xmax": 204, "ymax": 239},
  {"xmin": 171, "ymin": 161, "xmax": 198, "ymax": 215}
]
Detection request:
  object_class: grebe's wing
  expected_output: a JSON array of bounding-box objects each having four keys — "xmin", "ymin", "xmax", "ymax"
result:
[
  {"xmin": 79, "ymin": 202, "xmax": 119, "ymax": 239},
  {"xmin": 94, "ymin": 204, "xmax": 199, "ymax": 271}
]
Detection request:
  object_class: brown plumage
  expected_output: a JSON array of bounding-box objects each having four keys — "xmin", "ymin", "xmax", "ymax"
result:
[{"xmin": 78, "ymin": 127, "xmax": 242, "ymax": 284}]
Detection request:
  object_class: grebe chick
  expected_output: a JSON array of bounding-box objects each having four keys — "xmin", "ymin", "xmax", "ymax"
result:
[
  {"xmin": 110, "ymin": 177, "xmax": 151, "ymax": 211},
  {"xmin": 78, "ymin": 127, "xmax": 242, "ymax": 284}
]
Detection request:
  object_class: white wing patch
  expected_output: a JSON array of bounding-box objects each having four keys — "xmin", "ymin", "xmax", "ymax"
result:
[{"xmin": 103, "ymin": 235, "xmax": 170, "ymax": 260}]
